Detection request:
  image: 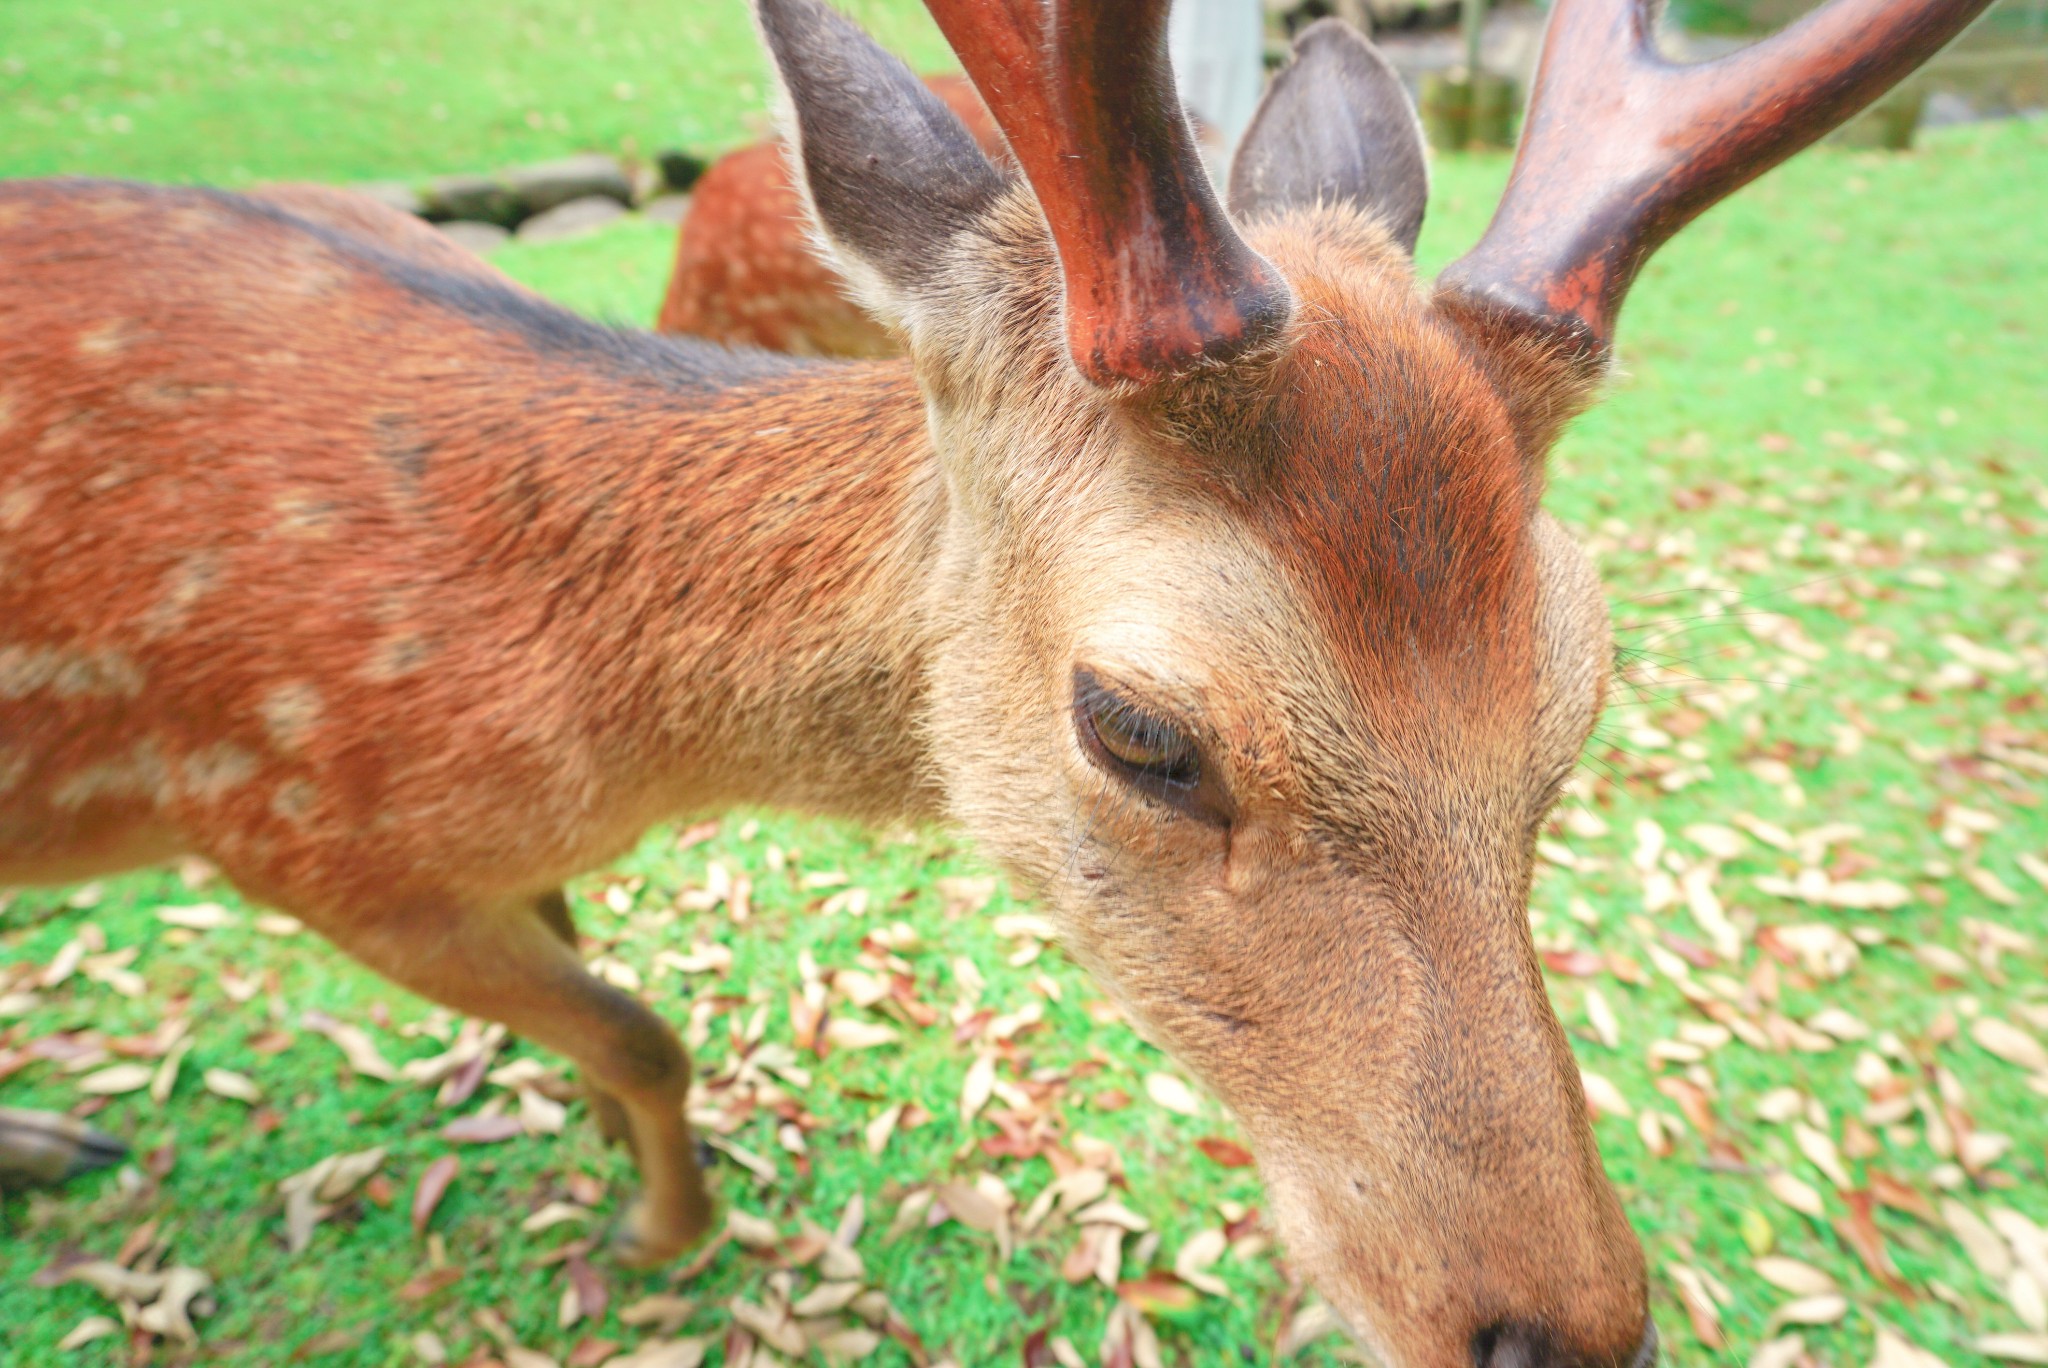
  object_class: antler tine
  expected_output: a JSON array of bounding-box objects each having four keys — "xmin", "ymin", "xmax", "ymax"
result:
[
  {"xmin": 1439, "ymin": 0, "xmax": 1993, "ymax": 354},
  {"xmin": 921, "ymin": 0, "xmax": 1293, "ymax": 386}
]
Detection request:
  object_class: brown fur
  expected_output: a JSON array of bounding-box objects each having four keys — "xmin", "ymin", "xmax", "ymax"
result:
[{"xmin": 2, "ymin": 170, "xmax": 1640, "ymax": 1362}]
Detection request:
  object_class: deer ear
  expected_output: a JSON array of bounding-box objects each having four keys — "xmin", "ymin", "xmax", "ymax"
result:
[
  {"xmin": 756, "ymin": 0, "xmax": 1004, "ymax": 301},
  {"xmin": 1227, "ymin": 19, "xmax": 1428, "ymax": 253}
]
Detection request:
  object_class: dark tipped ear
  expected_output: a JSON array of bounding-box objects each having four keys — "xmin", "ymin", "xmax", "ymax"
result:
[
  {"xmin": 1227, "ymin": 19, "xmax": 1429, "ymax": 253},
  {"xmin": 756, "ymin": 0, "xmax": 1004, "ymax": 293}
]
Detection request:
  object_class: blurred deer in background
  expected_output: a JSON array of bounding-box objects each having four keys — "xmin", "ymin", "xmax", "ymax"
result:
[
  {"xmin": 657, "ymin": 74, "xmax": 1006, "ymax": 355},
  {"xmin": 0, "ymin": 0, "xmax": 1986, "ymax": 1359}
]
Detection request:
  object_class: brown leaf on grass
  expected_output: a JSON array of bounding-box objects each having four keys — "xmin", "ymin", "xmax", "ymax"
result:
[
  {"xmin": 412, "ymin": 1155, "xmax": 458, "ymax": 1235},
  {"xmin": 675, "ymin": 820, "xmax": 721, "ymax": 851},
  {"xmin": 52, "ymin": 1259, "xmax": 166, "ymax": 1301},
  {"xmin": 56, "ymin": 1315, "xmax": 121, "ymax": 1350},
  {"xmin": 441, "ymin": 1113, "xmax": 525, "ymax": 1144},
  {"xmin": 1655, "ymin": 1076, "xmax": 1718, "ymax": 1135},
  {"xmin": 398, "ymin": 1266, "xmax": 464, "ymax": 1301},
  {"xmin": 1867, "ymin": 1170, "xmax": 1937, "ymax": 1223},
  {"xmin": 1974, "ymin": 1018, "xmax": 2048, "ymax": 1073},
  {"xmin": 1541, "ymin": 949, "xmax": 1605, "ymax": 977},
  {"xmin": 789, "ymin": 989, "xmax": 823, "ymax": 1055},
  {"xmin": 563, "ymin": 1252, "xmax": 608, "ymax": 1327},
  {"xmin": 301, "ymin": 1010, "xmax": 397, "ymax": 1081},
  {"xmin": 77, "ymin": 1061, "xmax": 153, "ymax": 1095},
  {"xmin": 1870, "ymin": 1326, "xmax": 1950, "ymax": 1368},
  {"xmin": 1945, "ymin": 1198, "xmax": 2015, "ymax": 1280},
  {"xmin": 936, "ymin": 1178, "xmax": 1008, "ymax": 1233},
  {"xmin": 132, "ymin": 1265, "xmax": 212, "ymax": 1344},
  {"xmin": 566, "ymin": 1338, "xmax": 620, "ymax": 1368},
  {"xmin": 1667, "ymin": 1263, "xmax": 1726, "ymax": 1349},
  {"xmin": 1977, "ymin": 1332, "xmax": 2048, "ymax": 1363},
  {"xmin": 618, "ymin": 1293, "xmax": 696, "ymax": 1332},
  {"xmin": 157, "ymin": 903, "xmax": 237, "ymax": 930},
  {"xmin": 277, "ymin": 1146, "xmax": 387, "ymax": 1253},
  {"xmin": 1194, "ymin": 1136, "xmax": 1253, "ymax": 1168},
  {"xmin": 609, "ymin": 1339, "xmax": 711, "ymax": 1368},
  {"xmin": 1117, "ymin": 1275, "xmax": 1199, "ymax": 1315},
  {"xmin": 116, "ymin": 1218, "xmax": 160, "ymax": 1268},
  {"xmin": 730, "ymin": 1297, "xmax": 807, "ymax": 1356},
  {"xmin": 1062, "ymin": 1224, "xmax": 1115, "ymax": 1284},
  {"xmin": 203, "ymin": 1067, "xmax": 262, "ymax": 1104},
  {"xmin": 1836, "ymin": 1189, "xmax": 1914, "ymax": 1302},
  {"xmin": 1278, "ymin": 1301, "xmax": 1346, "ymax": 1356}
]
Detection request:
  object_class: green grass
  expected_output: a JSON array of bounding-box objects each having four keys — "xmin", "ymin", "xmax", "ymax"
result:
[
  {"xmin": 0, "ymin": 0, "xmax": 949, "ymax": 185},
  {"xmin": 4, "ymin": 7, "xmax": 2048, "ymax": 1365}
]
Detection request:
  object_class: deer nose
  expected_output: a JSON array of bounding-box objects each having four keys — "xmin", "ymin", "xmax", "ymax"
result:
[{"xmin": 1471, "ymin": 1318, "xmax": 1658, "ymax": 1368}]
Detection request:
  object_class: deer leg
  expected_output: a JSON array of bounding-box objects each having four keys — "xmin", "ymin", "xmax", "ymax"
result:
[
  {"xmin": 327, "ymin": 896, "xmax": 714, "ymax": 1267},
  {"xmin": 532, "ymin": 890, "xmax": 633, "ymax": 1150}
]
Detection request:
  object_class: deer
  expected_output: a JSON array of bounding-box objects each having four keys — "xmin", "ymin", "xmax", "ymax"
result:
[
  {"xmin": 0, "ymin": 0, "xmax": 1987, "ymax": 1360},
  {"xmin": 656, "ymin": 73, "xmax": 1006, "ymax": 355}
]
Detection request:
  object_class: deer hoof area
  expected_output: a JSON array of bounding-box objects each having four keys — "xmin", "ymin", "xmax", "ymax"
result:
[{"xmin": 608, "ymin": 1193, "xmax": 717, "ymax": 1269}]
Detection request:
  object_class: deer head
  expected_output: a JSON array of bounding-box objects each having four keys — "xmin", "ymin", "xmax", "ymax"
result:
[{"xmin": 757, "ymin": 0, "xmax": 1985, "ymax": 1362}]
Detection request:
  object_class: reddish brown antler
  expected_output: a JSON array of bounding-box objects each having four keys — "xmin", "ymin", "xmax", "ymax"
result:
[
  {"xmin": 922, "ymin": 0, "xmax": 1292, "ymax": 385},
  {"xmin": 1439, "ymin": 0, "xmax": 1993, "ymax": 353}
]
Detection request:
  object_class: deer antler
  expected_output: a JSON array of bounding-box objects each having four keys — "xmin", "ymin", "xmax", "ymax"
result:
[
  {"xmin": 922, "ymin": 0, "xmax": 1293, "ymax": 385},
  {"xmin": 1438, "ymin": 0, "xmax": 1993, "ymax": 354}
]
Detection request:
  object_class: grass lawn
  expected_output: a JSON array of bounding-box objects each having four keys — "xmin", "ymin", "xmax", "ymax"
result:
[
  {"xmin": 0, "ymin": 0, "xmax": 948, "ymax": 185},
  {"xmin": 4, "ymin": 6, "xmax": 2048, "ymax": 1366}
]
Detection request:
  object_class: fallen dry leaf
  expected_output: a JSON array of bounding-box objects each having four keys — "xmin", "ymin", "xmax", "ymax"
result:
[
  {"xmin": 959, "ymin": 1052, "xmax": 996, "ymax": 1124},
  {"xmin": 412, "ymin": 1155, "xmax": 459, "ymax": 1235},
  {"xmin": 77, "ymin": 1061, "xmax": 153, "ymax": 1095},
  {"xmin": 202, "ymin": 1067, "xmax": 262, "ymax": 1104},
  {"xmin": 56, "ymin": 1315, "xmax": 121, "ymax": 1350},
  {"xmin": 1194, "ymin": 1136, "xmax": 1254, "ymax": 1168},
  {"xmin": 1945, "ymin": 1199, "xmax": 2016, "ymax": 1280},
  {"xmin": 1767, "ymin": 1170, "xmax": 1827, "ymax": 1218},
  {"xmin": 1769, "ymin": 1294, "xmax": 1850, "ymax": 1329},
  {"xmin": 441, "ymin": 1112, "xmax": 525, "ymax": 1144},
  {"xmin": 1870, "ymin": 1326, "xmax": 1949, "ymax": 1368},
  {"xmin": 1173, "ymin": 1228, "xmax": 1230, "ymax": 1297},
  {"xmin": 607, "ymin": 1339, "xmax": 710, "ymax": 1368},
  {"xmin": 1750, "ymin": 1334, "xmax": 1806, "ymax": 1368},
  {"xmin": 157, "ymin": 903, "xmax": 237, "ymax": 930},
  {"xmin": 1668, "ymin": 1262, "xmax": 1726, "ymax": 1349},
  {"xmin": 1755, "ymin": 1256, "xmax": 1839, "ymax": 1297},
  {"xmin": 1974, "ymin": 1019, "xmax": 2048, "ymax": 1073},
  {"xmin": 822, "ymin": 1018, "xmax": 898, "ymax": 1051},
  {"xmin": 301, "ymin": 1010, "xmax": 397, "ymax": 1081},
  {"xmin": 1977, "ymin": 1334, "xmax": 2048, "ymax": 1365},
  {"xmin": 1143, "ymin": 1072, "xmax": 1201, "ymax": 1117}
]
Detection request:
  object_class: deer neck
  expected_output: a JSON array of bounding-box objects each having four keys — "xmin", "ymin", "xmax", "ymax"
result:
[{"xmin": 547, "ymin": 355, "xmax": 953, "ymax": 828}]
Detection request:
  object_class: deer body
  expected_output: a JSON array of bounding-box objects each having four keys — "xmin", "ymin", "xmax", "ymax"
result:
[
  {"xmin": 1, "ymin": 181, "xmax": 947, "ymax": 894},
  {"xmin": 0, "ymin": 0, "xmax": 1988, "ymax": 1359}
]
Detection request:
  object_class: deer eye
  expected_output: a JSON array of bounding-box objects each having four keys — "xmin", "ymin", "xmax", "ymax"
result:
[{"xmin": 1073, "ymin": 669, "xmax": 1231, "ymax": 826}]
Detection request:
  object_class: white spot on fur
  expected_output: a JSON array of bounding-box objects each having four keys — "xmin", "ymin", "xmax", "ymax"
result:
[
  {"xmin": 76, "ymin": 320, "xmax": 132, "ymax": 357},
  {"xmin": 141, "ymin": 551, "xmax": 220, "ymax": 638},
  {"xmin": 177, "ymin": 744, "xmax": 259, "ymax": 803},
  {"xmin": 0, "ymin": 746, "xmax": 28, "ymax": 797},
  {"xmin": 363, "ymin": 633, "xmax": 431, "ymax": 682},
  {"xmin": 273, "ymin": 492, "xmax": 337, "ymax": 539},
  {"xmin": 53, "ymin": 742, "xmax": 168, "ymax": 809},
  {"xmin": 0, "ymin": 484, "xmax": 44, "ymax": 532},
  {"xmin": 0, "ymin": 645, "xmax": 144, "ymax": 700},
  {"xmin": 260, "ymin": 683, "xmax": 323, "ymax": 752}
]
